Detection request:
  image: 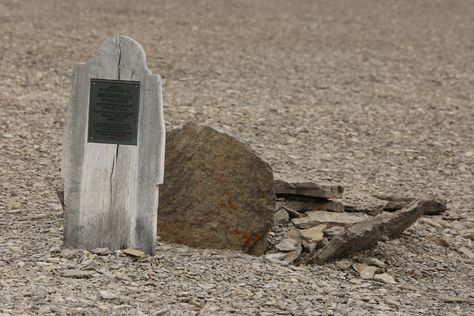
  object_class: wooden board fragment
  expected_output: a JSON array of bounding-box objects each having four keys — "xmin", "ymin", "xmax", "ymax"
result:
[{"xmin": 309, "ymin": 195, "xmax": 434, "ymax": 264}]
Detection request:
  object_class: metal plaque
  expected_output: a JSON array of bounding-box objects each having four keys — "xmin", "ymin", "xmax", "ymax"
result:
[{"xmin": 88, "ymin": 79, "xmax": 140, "ymax": 145}]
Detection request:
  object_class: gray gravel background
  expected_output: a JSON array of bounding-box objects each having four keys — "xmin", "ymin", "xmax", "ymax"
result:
[{"xmin": 1, "ymin": 0, "xmax": 473, "ymax": 315}]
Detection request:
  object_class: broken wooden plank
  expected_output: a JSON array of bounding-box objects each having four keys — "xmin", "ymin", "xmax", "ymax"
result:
[{"xmin": 308, "ymin": 195, "xmax": 436, "ymax": 264}]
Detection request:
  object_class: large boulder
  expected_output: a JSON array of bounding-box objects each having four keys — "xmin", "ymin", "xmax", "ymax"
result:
[{"xmin": 158, "ymin": 123, "xmax": 275, "ymax": 255}]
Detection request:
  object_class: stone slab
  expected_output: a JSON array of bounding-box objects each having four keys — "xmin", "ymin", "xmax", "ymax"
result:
[
  {"xmin": 274, "ymin": 179, "xmax": 344, "ymax": 199},
  {"xmin": 291, "ymin": 211, "xmax": 369, "ymax": 229},
  {"xmin": 374, "ymin": 195, "xmax": 447, "ymax": 215}
]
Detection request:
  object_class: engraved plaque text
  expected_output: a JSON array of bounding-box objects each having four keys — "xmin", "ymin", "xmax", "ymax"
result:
[{"xmin": 88, "ymin": 79, "xmax": 140, "ymax": 145}]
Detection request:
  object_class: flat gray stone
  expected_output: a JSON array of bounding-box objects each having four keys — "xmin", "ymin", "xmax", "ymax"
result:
[
  {"xmin": 99, "ymin": 290, "xmax": 117, "ymax": 300},
  {"xmin": 342, "ymin": 194, "xmax": 387, "ymax": 216},
  {"xmin": 353, "ymin": 263, "xmax": 379, "ymax": 279},
  {"xmin": 281, "ymin": 200, "xmax": 345, "ymax": 213},
  {"xmin": 336, "ymin": 259, "xmax": 352, "ymax": 270},
  {"xmin": 123, "ymin": 248, "xmax": 145, "ymax": 258},
  {"xmin": 275, "ymin": 238, "xmax": 298, "ymax": 252},
  {"xmin": 90, "ymin": 248, "xmax": 112, "ymax": 256},
  {"xmin": 374, "ymin": 273, "xmax": 396, "ymax": 284},
  {"xmin": 300, "ymin": 224, "xmax": 326, "ymax": 242},
  {"xmin": 62, "ymin": 270, "xmax": 94, "ymax": 279},
  {"xmin": 158, "ymin": 124, "xmax": 275, "ymax": 256},
  {"xmin": 292, "ymin": 211, "xmax": 369, "ymax": 229},
  {"xmin": 264, "ymin": 253, "xmax": 288, "ymax": 265},
  {"xmin": 273, "ymin": 209, "xmax": 290, "ymax": 225},
  {"xmin": 274, "ymin": 179, "xmax": 344, "ymax": 199}
]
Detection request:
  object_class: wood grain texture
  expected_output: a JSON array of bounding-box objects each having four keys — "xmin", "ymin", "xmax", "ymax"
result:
[{"xmin": 62, "ymin": 36, "xmax": 165, "ymax": 254}]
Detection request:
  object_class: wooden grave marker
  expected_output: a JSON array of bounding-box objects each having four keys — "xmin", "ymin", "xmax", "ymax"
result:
[{"xmin": 61, "ymin": 36, "xmax": 165, "ymax": 255}]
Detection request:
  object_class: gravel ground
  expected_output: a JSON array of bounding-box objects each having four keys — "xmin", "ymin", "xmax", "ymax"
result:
[{"xmin": 1, "ymin": 0, "xmax": 473, "ymax": 315}]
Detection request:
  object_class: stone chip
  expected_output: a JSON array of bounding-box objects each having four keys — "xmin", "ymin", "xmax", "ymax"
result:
[
  {"xmin": 99, "ymin": 290, "xmax": 117, "ymax": 300},
  {"xmin": 123, "ymin": 248, "xmax": 145, "ymax": 258},
  {"xmin": 300, "ymin": 224, "xmax": 327, "ymax": 242},
  {"xmin": 374, "ymin": 273, "xmax": 396, "ymax": 284},
  {"xmin": 275, "ymin": 238, "xmax": 298, "ymax": 252},
  {"xmin": 353, "ymin": 263, "xmax": 379, "ymax": 279}
]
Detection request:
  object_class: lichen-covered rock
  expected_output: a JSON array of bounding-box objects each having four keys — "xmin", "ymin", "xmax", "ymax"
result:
[{"xmin": 158, "ymin": 124, "xmax": 275, "ymax": 255}]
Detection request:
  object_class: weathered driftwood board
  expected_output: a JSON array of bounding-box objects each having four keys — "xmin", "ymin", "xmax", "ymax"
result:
[{"xmin": 62, "ymin": 36, "xmax": 165, "ymax": 255}]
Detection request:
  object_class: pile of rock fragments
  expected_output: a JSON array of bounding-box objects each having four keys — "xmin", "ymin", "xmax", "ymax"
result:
[
  {"xmin": 266, "ymin": 180, "xmax": 446, "ymax": 266},
  {"xmin": 156, "ymin": 123, "xmax": 448, "ymax": 268}
]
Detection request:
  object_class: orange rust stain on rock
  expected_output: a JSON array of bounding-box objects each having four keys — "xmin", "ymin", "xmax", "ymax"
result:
[
  {"xmin": 228, "ymin": 200, "xmax": 237, "ymax": 210},
  {"xmin": 241, "ymin": 230, "xmax": 251, "ymax": 242},
  {"xmin": 234, "ymin": 230, "xmax": 263, "ymax": 244},
  {"xmin": 252, "ymin": 233, "xmax": 263, "ymax": 242}
]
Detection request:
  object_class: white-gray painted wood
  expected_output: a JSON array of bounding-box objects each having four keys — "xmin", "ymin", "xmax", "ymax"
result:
[{"xmin": 61, "ymin": 36, "xmax": 165, "ymax": 255}]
